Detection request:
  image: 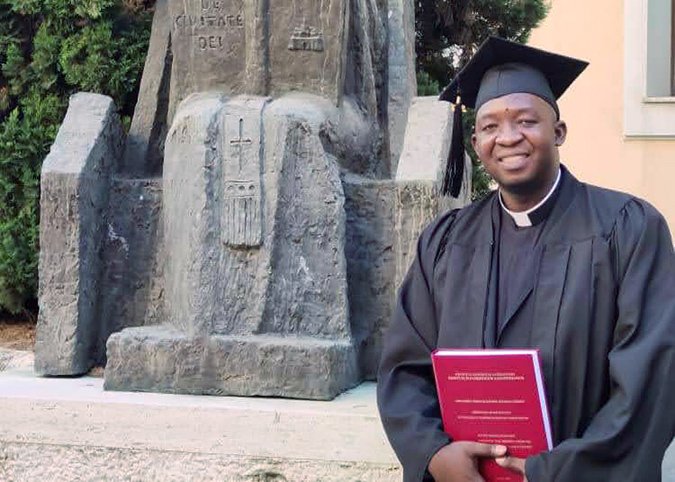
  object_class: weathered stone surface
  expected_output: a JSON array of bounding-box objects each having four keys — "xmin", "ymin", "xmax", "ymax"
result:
[
  {"xmin": 167, "ymin": 0, "xmax": 350, "ymax": 117},
  {"xmin": 343, "ymin": 0, "xmax": 389, "ymax": 177},
  {"xmin": 160, "ymin": 0, "xmax": 398, "ymax": 173},
  {"xmin": 161, "ymin": 92, "xmax": 228, "ymax": 335},
  {"xmin": 129, "ymin": 0, "xmax": 413, "ymax": 177},
  {"xmin": 387, "ymin": 0, "xmax": 417, "ymax": 173},
  {"xmin": 343, "ymin": 178, "xmax": 397, "ymax": 379},
  {"xmin": 96, "ymin": 177, "xmax": 165, "ymax": 363},
  {"xmin": 122, "ymin": 0, "xmax": 172, "ymax": 176},
  {"xmin": 259, "ymin": 95, "xmax": 352, "ymax": 339},
  {"xmin": 396, "ymin": 96, "xmax": 453, "ymax": 182},
  {"xmin": 343, "ymin": 175, "xmax": 469, "ymax": 379},
  {"xmin": 35, "ymin": 93, "xmax": 123, "ymax": 376},
  {"xmin": 37, "ymin": 0, "xmax": 445, "ymax": 401},
  {"xmin": 268, "ymin": 0, "xmax": 348, "ymax": 105},
  {"xmin": 168, "ymin": 0, "xmax": 249, "ymax": 120},
  {"xmin": 105, "ymin": 326, "xmax": 358, "ymax": 400},
  {"xmin": 106, "ymin": 93, "xmax": 359, "ymax": 399},
  {"xmin": 161, "ymin": 93, "xmax": 353, "ymax": 339}
]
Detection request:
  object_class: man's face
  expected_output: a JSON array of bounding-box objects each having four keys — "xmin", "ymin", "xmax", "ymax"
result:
[{"xmin": 471, "ymin": 93, "xmax": 567, "ymax": 197}]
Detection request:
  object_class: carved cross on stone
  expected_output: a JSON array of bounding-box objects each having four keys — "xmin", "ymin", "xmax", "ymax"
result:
[
  {"xmin": 222, "ymin": 108, "xmax": 263, "ymax": 249},
  {"xmin": 229, "ymin": 118, "xmax": 253, "ymax": 171}
]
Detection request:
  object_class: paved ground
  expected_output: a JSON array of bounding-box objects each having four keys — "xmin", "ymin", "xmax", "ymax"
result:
[
  {"xmin": 0, "ymin": 350, "xmax": 400, "ymax": 481},
  {"xmin": 0, "ymin": 348, "xmax": 673, "ymax": 481}
]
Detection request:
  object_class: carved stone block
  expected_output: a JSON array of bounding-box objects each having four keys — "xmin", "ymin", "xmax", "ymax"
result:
[{"xmin": 35, "ymin": 93, "xmax": 123, "ymax": 375}]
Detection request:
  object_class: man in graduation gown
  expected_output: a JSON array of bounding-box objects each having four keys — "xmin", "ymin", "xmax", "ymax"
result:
[{"xmin": 377, "ymin": 37, "xmax": 675, "ymax": 482}]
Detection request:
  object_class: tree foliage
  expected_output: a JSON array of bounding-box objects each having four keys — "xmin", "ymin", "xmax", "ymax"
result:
[
  {"xmin": 415, "ymin": 0, "xmax": 549, "ymax": 200},
  {"xmin": 0, "ymin": 0, "xmax": 152, "ymax": 314}
]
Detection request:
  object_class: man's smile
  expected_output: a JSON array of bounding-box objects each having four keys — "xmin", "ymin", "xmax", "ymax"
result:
[{"xmin": 497, "ymin": 153, "xmax": 530, "ymax": 170}]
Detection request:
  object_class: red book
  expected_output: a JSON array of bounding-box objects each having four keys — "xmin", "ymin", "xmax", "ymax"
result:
[{"xmin": 431, "ymin": 349, "xmax": 552, "ymax": 482}]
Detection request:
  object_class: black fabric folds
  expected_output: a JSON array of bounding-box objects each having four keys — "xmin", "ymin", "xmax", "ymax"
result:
[{"xmin": 377, "ymin": 167, "xmax": 675, "ymax": 482}]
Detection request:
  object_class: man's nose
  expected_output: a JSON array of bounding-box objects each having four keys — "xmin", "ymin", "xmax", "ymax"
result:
[{"xmin": 495, "ymin": 123, "xmax": 523, "ymax": 145}]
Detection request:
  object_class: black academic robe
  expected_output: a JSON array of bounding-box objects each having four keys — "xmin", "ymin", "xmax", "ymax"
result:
[{"xmin": 377, "ymin": 167, "xmax": 675, "ymax": 482}]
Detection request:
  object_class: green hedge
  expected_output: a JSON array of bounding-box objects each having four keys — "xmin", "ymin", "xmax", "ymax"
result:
[{"xmin": 0, "ymin": 0, "xmax": 152, "ymax": 314}]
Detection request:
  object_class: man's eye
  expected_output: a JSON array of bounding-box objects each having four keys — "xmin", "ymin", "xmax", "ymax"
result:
[
  {"xmin": 518, "ymin": 119, "xmax": 537, "ymax": 126},
  {"xmin": 481, "ymin": 124, "xmax": 497, "ymax": 132}
]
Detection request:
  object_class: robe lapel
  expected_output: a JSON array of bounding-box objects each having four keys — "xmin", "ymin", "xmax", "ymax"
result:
[
  {"xmin": 496, "ymin": 249, "xmax": 538, "ymax": 341},
  {"xmin": 527, "ymin": 167, "xmax": 580, "ymax": 403},
  {"xmin": 466, "ymin": 198, "xmax": 498, "ymax": 347},
  {"xmin": 499, "ymin": 167, "xmax": 582, "ymax": 344},
  {"xmin": 480, "ymin": 241, "xmax": 499, "ymax": 348},
  {"xmin": 530, "ymin": 243, "xmax": 571, "ymax": 409},
  {"xmin": 497, "ymin": 281, "xmax": 535, "ymax": 342}
]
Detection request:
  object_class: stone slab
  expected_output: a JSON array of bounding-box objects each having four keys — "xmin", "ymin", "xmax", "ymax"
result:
[
  {"xmin": 36, "ymin": 93, "xmax": 123, "ymax": 376},
  {"xmin": 387, "ymin": 0, "xmax": 416, "ymax": 172},
  {"xmin": 122, "ymin": 0, "xmax": 172, "ymax": 176},
  {"xmin": 343, "ymin": 176, "xmax": 469, "ymax": 379},
  {"xmin": 97, "ymin": 177, "xmax": 165, "ymax": 363},
  {"xmin": 104, "ymin": 326, "xmax": 359, "ymax": 400},
  {"xmin": 162, "ymin": 94, "xmax": 352, "ymax": 340},
  {"xmin": 167, "ymin": 0, "xmax": 348, "ymax": 119},
  {"xmin": 396, "ymin": 96, "xmax": 453, "ymax": 182},
  {"xmin": 168, "ymin": 0, "xmax": 249, "ymax": 120},
  {"xmin": 267, "ymin": 0, "xmax": 347, "ymax": 104},
  {"xmin": 0, "ymin": 364, "xmax": 399, "ymax": 481}
]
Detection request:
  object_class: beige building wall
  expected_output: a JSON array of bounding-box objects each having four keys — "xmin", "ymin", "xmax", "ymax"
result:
[{"xmin": 529, "ymin": 0, "xmax": 675, "ymax": 233}]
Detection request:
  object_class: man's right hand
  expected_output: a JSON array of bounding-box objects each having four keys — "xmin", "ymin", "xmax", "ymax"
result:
[{"xmin": 428, "ymin": 442, "xmax": 508, "ymax": 482}]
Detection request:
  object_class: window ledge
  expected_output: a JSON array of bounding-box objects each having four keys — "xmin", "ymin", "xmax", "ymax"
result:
[{"xmin": 643, "ymin": 96, "xmax": 675, "ymax": 103}]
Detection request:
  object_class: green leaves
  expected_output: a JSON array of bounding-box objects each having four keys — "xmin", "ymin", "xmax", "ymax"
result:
[
  {"xmin": 31, "ymin": 22, "xmax": 62, "ymax": 90},
  {"xmin": 7, "ymin": 0, "xmax": 116, "ymax": 19},
  {"xmin": 60, "ymin": 22, "xmax": 115, "ymax": 92},
  {"xmin": 417, "ymin": 71, "xmax": 441, "ymax": 96},
  {"xmin": 415, "ymin": 0, "xmax": 549, "ymax": 201},
  {"xmin": 0, "ymin": 0, "xmax": 151, "ymax": 313},
  {"xmin": 415, "ymin": 0, "xmax": 550, "ymax": 85},
  {"xmin": 59, "ymin": 17, "xmax": 149, "ymax": 111}
]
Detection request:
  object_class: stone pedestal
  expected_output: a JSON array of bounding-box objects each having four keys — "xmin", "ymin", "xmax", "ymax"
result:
[
  {"xmin": 35, "ymin": 1, "xmax": 468, "ymax": 402},
  {"xmin": 104, "ymin": 327, "xmax": 358, "ymax": 399},
  {"xmin": 105, "ymin": 93, "xmax": 360, "ymax": 400}
]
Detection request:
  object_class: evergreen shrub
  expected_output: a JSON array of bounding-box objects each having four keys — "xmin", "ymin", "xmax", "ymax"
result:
[{"xmin": 0, "ymin": 0, "xmax": 152, "ymax": 314}]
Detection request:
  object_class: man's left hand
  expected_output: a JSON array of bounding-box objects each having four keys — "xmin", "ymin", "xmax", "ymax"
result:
[{"xmin": 495, "ymin": 456, "xmax": 529, "ymax": 482}]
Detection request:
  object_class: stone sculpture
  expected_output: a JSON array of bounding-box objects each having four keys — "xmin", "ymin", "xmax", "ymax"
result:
[{"xmin": 35, "ymin": 0, "xmax": 471, "ymax": 399}]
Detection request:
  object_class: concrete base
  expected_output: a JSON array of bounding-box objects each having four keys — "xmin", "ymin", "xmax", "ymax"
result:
[
  {"xmin": 1, "ymin": 349, "xmax": 673, "ymax": 481},
  {"xmin": 0, "ymin": 353, "xmax": 399, "ymax": 481},
  {"xmin": 104, "ymin": 326, "xmax": 360, "ymax": 401}
]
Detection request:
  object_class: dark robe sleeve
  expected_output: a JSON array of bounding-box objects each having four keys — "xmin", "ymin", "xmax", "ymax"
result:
[
  {"xmin": 526, "ymin": 200, "xmax": 675, "ymax": 481},
  {"xmin": 377, "ymin": 211, "xmax": 458, "ymax": 482}
]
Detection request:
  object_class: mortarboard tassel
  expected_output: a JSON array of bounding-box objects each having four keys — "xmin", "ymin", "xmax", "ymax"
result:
[{"xmin": 442, "ymin": 94, "xmax": 465, "ymax": 197}]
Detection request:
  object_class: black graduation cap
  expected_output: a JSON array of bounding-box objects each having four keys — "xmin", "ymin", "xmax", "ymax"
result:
[{"xmin": 438, "ymin": 37, "xmax": 589, "ymax": 197}]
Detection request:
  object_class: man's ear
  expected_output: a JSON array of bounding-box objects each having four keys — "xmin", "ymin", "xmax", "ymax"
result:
[
  {"xmin": 554, "ymin": 120, "xmax": 567, "ymax": 147},
  {"xmin": 471, "ymin": 131, "xmax": 478, "ymax": 152}
]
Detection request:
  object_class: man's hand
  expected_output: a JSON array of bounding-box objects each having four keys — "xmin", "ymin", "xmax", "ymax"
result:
[
  {"xmin": 428, "ymin": 442, "xmax": 507, "ymax": 482},
  {"xmin": 495, "ymin": 455, "xmax": 529, "ymax": 482}
]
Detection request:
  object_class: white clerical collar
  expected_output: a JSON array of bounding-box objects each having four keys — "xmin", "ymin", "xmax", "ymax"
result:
[{"xmin": 499, "ymin": 168, "xmax": 562, "ymax": 228}]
